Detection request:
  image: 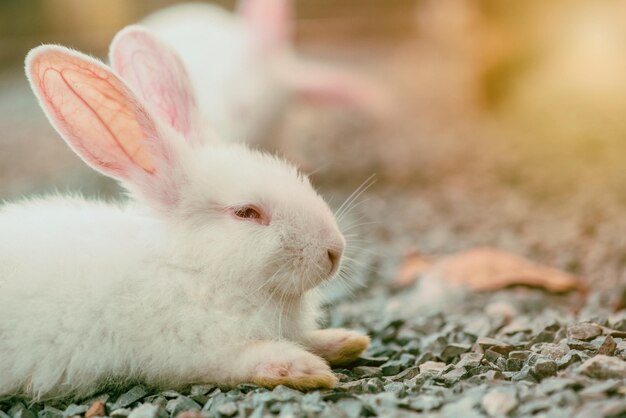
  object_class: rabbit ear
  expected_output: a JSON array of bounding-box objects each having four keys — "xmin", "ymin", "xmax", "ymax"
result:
[
  {"xmin": 238, "ymin": 0, "xmax": 293, "ymax": 47},
  {"xmin": 26, "ymin": 45, "xmax": 179, "ymax": 206},
  {"xmin": 281, "ymin": 60, "xmax": 392, "ymax": 117},
  {"xmin": 109, "ymin": 26, "xmax": 202, "ymax": 145}
]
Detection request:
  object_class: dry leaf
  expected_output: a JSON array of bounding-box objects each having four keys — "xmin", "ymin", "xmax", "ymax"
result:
[
  {"xmin": 393, "ymin": 249, "xmax": 434, "ymax": 288},
  {"xmin": 394, "ymin": 247, "xmax": 587, "ymax": 293}
]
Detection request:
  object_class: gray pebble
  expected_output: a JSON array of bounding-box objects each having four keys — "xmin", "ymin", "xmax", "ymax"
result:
[
  {"xmin": 508, "ymin": 350, "xmax": 531, "ymax": 360},
  {"xmin": 567, "ymin": 323, "xmax": 603, "ymax": 341},
  {"xmin": 109, "ymin": 409, "xmax": 131, "ymax": 418},
  {"xmin": 165, "ymin": 396, "xmax": 200, "ymax": 416},
  {"xmin": 126, "ymin": 405, "xmax": 167, "ymax": 418},
  {"xmin": 481, "ymin": 387, "xmax": 517, "ymax": 417},
  {"xmin": 597, "ymin": 335, "xmax": 617, "ymax": 356},
  {"xmin": 335, "ymin": 399, "xmax": 363, "ymax": 418},
  {"xmin": 580, "ymin": 355, "xmax": 626, "ymax": 379},
  {"xmin": 37, "ymin": 407, "xmax": 63, "ymax": 418},
  {"xmin": 441, "ymin": 344, "xmax": 471, "ymax": 361},
  {"xmin": 532, "ymin": 358, "xmax": 558, "ymax": 380},
  {"xmin": 380, "ymin": 360, "xmax": 403, "ymax": 376},
  {"xmin": 61, "ymin": 405, "xmax": 87, "ymax": 418},
  {"xmin": 216, "ymin": 402, "xmax": 237, "ymax": 417},
  {"xmin": 113, "ymin": 386, "xmax": 149, "ymax": 409},
  {"xmin": 457, "ymin": 353, "xmax": 483, "ymax": 369}
]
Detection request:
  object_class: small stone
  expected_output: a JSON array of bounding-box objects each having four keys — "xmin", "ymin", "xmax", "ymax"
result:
[
  {"xmin": 391, "ymin": 365, "xmax": 421, "ymax": 381},
  {"xmin": 38, "ymin": 407, "xmax": 63, "ymax": 418},
  {"xmin": 532, "ymin": 358, "xmax": 557, "ymax": 380},
  {"xmin": 506, "ymin": 358, "xmax": 524, "ymax": 372},
  {"xmin": 357, "ymin": 356, "xmax": 389, "ymax": 366},
  {"xmin": 352, "ymin": 366, "xmax": 381, "ymax": 378},
  {"xmin": 175, "ymin": 412, "xmax": 203, "ymax": 418},
  {"xmin": 419, "ymin": 361, "xmax": 446, "ymax": 375},
  {"xmin": 110, "ymin": 409, "xmax": 131, "ymax": 418},
  {"xmin": 508, "ymin": 350, "xmax": 531, "ymax": 360},
  {"xmin": 598, "ymin": 335, "xmax": 617, "ymax": 356},
  {"xmin": 530, "ymin": 331, "xmax": 555, "ymax": 345},
  {"xmin": 477, "ymin": 337, "xmax": 514, "ymax": 355},
  {"xmin": 85, "ymin": 401, "xmax": 106, "ymax": 418},
  {"xmin": 127, "ymin": 405, "xmax": 167, "ymax": 418},
  {"xmin": 272, "ymin": 385, "xmax": 302, "ymax": 402},
  {"xmin": 363, "ymin": 378, "xmax": 385, "ymax": 394},
  {"xmin": 457, "ymin": 353, "xmax": 483, "ymax": 369},
  {"xmin": 415, "ymin": 351, "xmax": 435, "ymax": 366},
  {"xmin": 380, "ymin": 360, "xmax": 403, "ymax": 376},
  {"xmin": 567, "ymin": 323, "xmax": 603, "ymax": 341},
  {"xmin": 558, "ymin": 351, "xmax": 584, "ymax": 370},
  {"xmin": 383, "ymin": 382, "xmax": 406, "ymax": 397},
  {"xmin": 190, "ymin": 385, "xmax": 215, "ymax": 397},
  {"xmin": 566, "ymin": 339, "xmax": 596, "ymax": 351},
  {"xmin": 580, "ymin": 355, "xmax": 626, "ymax": 379},
  {"xmin": 538, "ymin": 377, "xmax": 579, "ymax": 394},
  {"xmin": 216, "ymin": 403, "xmax": 237, "ymax": 417},
  {"xmin": 517, "ymin": 398, "xmax": 552, "ymax": 416},
  {"xmin": 403, "ymin": 340, "xmax": 421, "ymax": 355},
  {"xmin": 409, "ymin": 395, "xmax": 442, "ymax": 411},
  {"xmin": 612, "ymin": 318, "xmax": 626, "ymax": 331},
  {"xmin": 442, "ymin": 367, "xmax": 467, "ymax": 385},
  {"xmin": 441, "ymin": 344, "xmax": 471, "ymax": 361},
  {"xmin": 481, "ymin": 388, "xmax": 518, "ymax": 417},
  {"xmin": 540, "ymin": 343, "xmax": 568, "ymax": 360},
  {"xmin": 484, "ymin": 349, "xmax": 505, "ymax": 364},
  {"xmin": 441, "ymin": 397, "xmax": 483, "ymax": 418},
  {"xmin": 579, "ymin": 379, "xmax": 621, "ymax": 400},
  {"xmin": 335, "ymin": 399, "xmax": 363, "ymax": 418},
  {"xmin": 511, "ymin": 365, "xmax": 536, "ymax": 382},
  {"xmin": 62, "ymin": 406, "xmax": 87, "ymax": 418},
  {"xmin": 114, "ymin": 386, "xmax": 149, "ymax": 409},
  {"xmin": 337, "ymin": 380, "xmax": 363, "ymax": 393},
  {"xmin": 166, "ymin": 397, "xmax": 201, "ymax": 417},
  {"xmin": 398, "ymin": 353, "xmax": 416, "ymax": 367}
]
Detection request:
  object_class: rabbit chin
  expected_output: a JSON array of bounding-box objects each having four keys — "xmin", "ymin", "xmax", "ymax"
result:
[{"xmin": 265, "ymin": 252, "xmax": 336, "ymax": 297}]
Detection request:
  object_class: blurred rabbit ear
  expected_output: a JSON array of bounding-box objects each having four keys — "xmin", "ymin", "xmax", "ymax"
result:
[
  {"xmin": 281, "ymin": 60, "xmax": 393, "ymax": 117},
  {"xmin": 238, "ymin": 0, "xmax": 293, "ymax": 48},
  {"xmin": 26, "ymin": 45, "xmax": 180, "ymax": 207},
  {"xmin": 109, "ymin": 26, "xmax": 202, "ymax": 145}
]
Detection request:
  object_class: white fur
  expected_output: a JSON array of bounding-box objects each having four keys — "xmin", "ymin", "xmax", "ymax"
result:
[
  {"xmin": 0, "ymin": 35, "xmax": 345, "ymax": 399},
  {"xmin": 139, "ymin": 1, "xmax": 385, "ymax": 144},
  {"xmin": 141, "ymin": 2, "xmax": 291, "ymax": 143}
]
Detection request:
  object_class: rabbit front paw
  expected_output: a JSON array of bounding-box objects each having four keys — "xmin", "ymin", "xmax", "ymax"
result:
[
  {"xmin": 251, "ymin": 351, "xmax": 337, "ymax": 390},
  {"xmin": 304, "ymin": 328, "xmax": 370, "ymax": 366}
]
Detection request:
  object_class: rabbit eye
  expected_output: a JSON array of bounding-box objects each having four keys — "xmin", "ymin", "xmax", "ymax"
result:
[{"xmin": 230, "ymin": 205, "xmax": 269, "ymax": 225}]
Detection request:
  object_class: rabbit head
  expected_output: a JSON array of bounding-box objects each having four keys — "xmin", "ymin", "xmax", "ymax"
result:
[
  {"xmin": 139, "ymin": 0, "xmax": 389, "ymax": 143},
  {"xmin": 26, "ymin": 27, "xmax": 345, "ymax": 297}
]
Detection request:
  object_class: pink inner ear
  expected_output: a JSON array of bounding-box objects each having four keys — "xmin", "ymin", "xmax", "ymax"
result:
[
  {"xmin": 239, "ymin": 0, "xmax": 292, "ymax": 46},
  {"xmin": 30, "ymin": 49, "xmax": 158, "ymax": 179},
  {"xmin": 111, "ymin": 30, "xmax": 199, "ymax": 143}
]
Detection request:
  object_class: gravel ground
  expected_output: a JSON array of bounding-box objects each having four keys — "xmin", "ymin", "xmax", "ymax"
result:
[{"xmin": 3, "ymin": 26, "xmax": 626, "ymax": 417}]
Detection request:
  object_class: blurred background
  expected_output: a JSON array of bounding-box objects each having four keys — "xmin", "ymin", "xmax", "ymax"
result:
[{"xmin": 1, "ymin": 0, "xmax": 626, "ymax": 290}]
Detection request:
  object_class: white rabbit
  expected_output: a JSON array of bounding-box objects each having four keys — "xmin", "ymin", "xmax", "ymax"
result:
[
  {"xmin": 139, "ymin": 0, "xmax": 387, "ymax": 143},
  {"xmin": 0, "ymin": 27, "xmax": 369, "ymax": 399}
]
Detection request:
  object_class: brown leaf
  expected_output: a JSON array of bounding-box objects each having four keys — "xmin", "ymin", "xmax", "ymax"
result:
[
  {"xmin": 395, "ymin": 247, "xmax": 587, "ymax": 293},
  {"xmin": 85, "ymin": 400, "xmax": 106, "ymax": 418},
  {"xmin": 393, "ymin": 249, "xmax": 434, "ymax": 288}
]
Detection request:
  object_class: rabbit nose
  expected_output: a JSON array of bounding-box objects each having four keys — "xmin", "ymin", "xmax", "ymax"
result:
[{"xmin": 327, "ymin": 248, "xmax": 342, "ymax": 276}]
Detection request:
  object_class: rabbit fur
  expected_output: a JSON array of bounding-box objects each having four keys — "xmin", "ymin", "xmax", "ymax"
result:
[
  {"xmin": 140, "ymin": 0, "xmax": 388, "ymax": 144},
  {"xmin": 0, "ymin": 27, "xmax": 369, "ymax": 399}
]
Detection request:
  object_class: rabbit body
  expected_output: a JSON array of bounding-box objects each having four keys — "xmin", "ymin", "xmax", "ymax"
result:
[
  {"xmin": 0, "ymin": 26, "xmax": 370, "ymax": 399},
  {"xmin": 0, "ymin": 192, "xmax": 318, "ymax": 398},
  {"xmin": 141, "ymin": 1, "xmax": 385, "ymax": 144}
]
